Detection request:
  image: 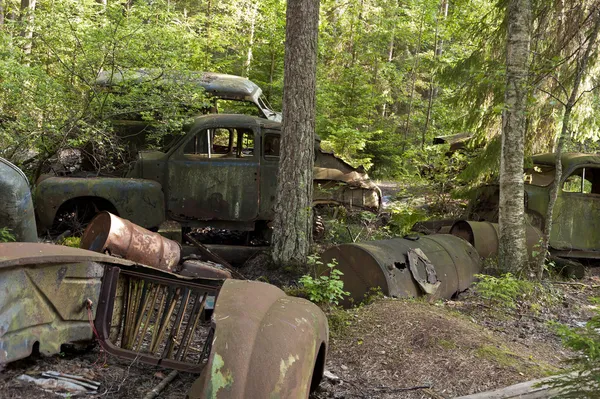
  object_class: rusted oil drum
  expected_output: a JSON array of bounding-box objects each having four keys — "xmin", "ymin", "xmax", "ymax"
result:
[
  {"xmin": 81, "ymin": 212, "xmax": 180, "ymax": 271},
  {"xmin": 0, "ymin": 157, "xmax": 37, "ymax": 242},
  {"xmin": 450, "ymin": 221, "xmax": 542, "ymax": 259},
  {"xmin": 321, "ymin": 234, "xmax": 481, "ymax": 307}
]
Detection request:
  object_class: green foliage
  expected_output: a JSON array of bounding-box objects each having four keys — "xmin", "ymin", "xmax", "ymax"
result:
[
  {"xmin": 59, "ymin": 236, "xmax": 81, "ymax": 248},
  {"xmin": 0, "ymin": 228, "xmax": 16, "ymax": 243},
  {"xmin": 474, "ymin": 273, "xmax": 536, "ymax": 309},
  {"xmin": 299, "ymin": 255, "xmax": 349, "ymax": 307},
  {"xmin": 547, "ymin": 300, "xmax": 600, "ymax": 397}
]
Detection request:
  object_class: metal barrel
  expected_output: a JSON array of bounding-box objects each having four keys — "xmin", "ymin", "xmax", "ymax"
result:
[
  {"xmin": 0, "ymin": 157, "xmax": 37, "ymax": 242},
  {"xmin": 321, "ymin": 234, "xmax": 481, "ymax": 307},
  {"xmin": 449, "ymin": 220, "xmax": 542, "ymax": 259},
  {"xmin": 81, "ymin": 212, "xmax": 180, "ymax": 271}
]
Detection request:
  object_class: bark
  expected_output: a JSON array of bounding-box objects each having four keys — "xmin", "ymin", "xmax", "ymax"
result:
[
  {"xmin": 402, "ymin": 6, "xmax": 425, "ymax": 151},
  {"xmin": 498, "ymin": 0, "xmax": 531, "ymax": 273},
  {"xmin": 422, "ymin": 0, "xmax": 449, "ymax": 148},
  {"xmin": 243, "ymin": 2, "xmax": 259, "ymax": 77},
  {"xmin": 535, "ymin": 9, "xmax": 600, "ymax": 279},
  {"xmin": 19, "ymin": 0, "xmax": 36, "ymax": 56},
  {"xmin": 271, "ymin": 0, "xmax": 320, "ymax": 266},
  {"xmin": 0, "ymin": 0, "xmax": 4, "ymax": 28}
]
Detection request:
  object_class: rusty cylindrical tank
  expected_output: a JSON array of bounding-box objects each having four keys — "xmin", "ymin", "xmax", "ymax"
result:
[
  {"xmin": 0, "ymin": 157, "xmax": 37, "ymax": 242},
  {"xmin": 321, "ymin": 234, "xmax": 481, "ymax": 307},
  {"xmin": 81, "ymin": 212, "xmax": 180, "ymax": 271},
  {"xmin": 450, "ymin": 221, "xmax": 542, "ymax": 259}
]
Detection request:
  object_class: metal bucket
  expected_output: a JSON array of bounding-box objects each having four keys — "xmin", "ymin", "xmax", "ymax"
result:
[
  {"xmin": 449, "ymin": 221, "xmax": 542, "ymax": 259},
  {"xmin": 0, "ymin": 157, "xmax": 37, "ymax": 242},
  {"xmin": 81, "ymin": 212, "xmax": 180, "ymax": 271},
  {"xmin": 321, "ymin": 234, "xmax": 481, "ymax": 307}
]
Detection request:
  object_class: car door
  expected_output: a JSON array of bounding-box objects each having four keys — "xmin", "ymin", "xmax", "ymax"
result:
[
  {"xmin": 550, "ymin": 166, "xmax": 600, "ymax": 251},
  {"xmin": 258, "ymin": 130, "xmax": 281, "ymax": 220},
  {"xmin": 166, "ymin": 122, "xmax": 260, "ymax": 222}
]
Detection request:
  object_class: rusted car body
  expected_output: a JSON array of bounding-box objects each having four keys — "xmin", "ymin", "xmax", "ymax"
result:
[
  {"xmin": 35, "ymin": 114, "xmax": 381, "ymax": 234},
  {"xmin": 0, "ymin": 157, "xmax": 37, "ymax": 242},
  {"xmin": 0, "ymin": 243, "xmax": 328, "ymax": 397},
  {"xmin": 467, "ymin": 152, "xmax": 600, "ymax": 259},
  {"xmin": 96, "ymin": 70, "xmax": 282, "ymax": 122}
]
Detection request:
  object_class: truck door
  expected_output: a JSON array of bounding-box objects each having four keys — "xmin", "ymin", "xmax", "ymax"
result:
[
  {"xmin": 258, "ymin": 131, "xmax": 281, "ymax": 220},
  {"xmin": 166, "ymin": 125, "xmax": 260, "ymax": 222},
  {"xmin": 551, "ymin": 166, "xmax": 600, "ymax": 251}
]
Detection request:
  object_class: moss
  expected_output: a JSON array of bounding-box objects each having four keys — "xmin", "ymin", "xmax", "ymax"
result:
[{"xmin": 437, "ymin": 339, "xmax": 457, "ymax": 350}]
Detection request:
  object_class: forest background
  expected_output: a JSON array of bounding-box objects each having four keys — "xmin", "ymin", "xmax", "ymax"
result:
[{"xmin": 0, "ymin": 0, "xmax": 599, "ymax": 186}]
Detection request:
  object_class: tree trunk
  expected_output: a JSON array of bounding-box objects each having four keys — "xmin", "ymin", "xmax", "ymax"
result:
[
  {"xmin": 422, "ymin": 0, "xmax": 449, "ymax": 148},
  {"xmin": 271, "ymin": 0, "xmax": 320, "ymax": 266},
  {"xmin": 402, "ymin": 5, "xmax": 425, "ymax": 151},
  {"xmin": 0, "ymin": 0, "xmax": 4, "ymax": 28},
  {"xmin": 243, "ymin": 2, "xmax": 259, "ymax": 77},
  {"xmin": 498, "ymin": 0, "xmax": 531, "ymax": 273},
  {"xmin": 535, "ymin": 9, "xmax": 600, "ymax": 279},
  {"xmin": 19, "ymin": 0, "xmax": 36, "ymax": 56}
]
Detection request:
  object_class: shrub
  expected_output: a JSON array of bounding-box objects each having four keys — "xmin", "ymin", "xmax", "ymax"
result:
[
  {"xmin": 0, "ymin": 227, "xmax": 16, "ymax": 243},
  {"xmin": 299, "ymin": 255, "xmax": 349, "ymax": 307}
]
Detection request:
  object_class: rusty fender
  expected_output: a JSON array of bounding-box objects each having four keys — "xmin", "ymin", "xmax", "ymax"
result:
[
  {"xmin": 188, "ymin": 279, "xmax": 329, "ymax": 399},
  {"xmin": 0, "ymin": 243, "xmax": 120, "ymax": 364},
  {"xmin": 35, "ymin": 176, "xmax": 165, "ymax": 230}
]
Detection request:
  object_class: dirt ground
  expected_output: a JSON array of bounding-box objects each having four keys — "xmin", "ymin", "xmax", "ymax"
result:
[{"xmin": 2, "ymin": 275, "xmax": 596, "ymax": 398}]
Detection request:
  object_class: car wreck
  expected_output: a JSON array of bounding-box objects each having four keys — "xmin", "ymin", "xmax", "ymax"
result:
[
  {"xmin": 0, "ymin": 242, "xmax": 328, "ymax": 398},
  {"xmin": 35, "ymin": 113, "xmax": 381, "ymax": 237}
]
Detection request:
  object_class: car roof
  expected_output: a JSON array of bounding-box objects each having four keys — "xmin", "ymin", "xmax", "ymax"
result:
[
  {"xmin": 186, "ymin": 113, "xmax": 281, "ymax": 131},
  {"xmin": 532, "ymin": 153, "xmax": 600, "ymax": 170},
  {"xmin": 96, "ymin": 70, "xmax": 262, "ymax": 100}
]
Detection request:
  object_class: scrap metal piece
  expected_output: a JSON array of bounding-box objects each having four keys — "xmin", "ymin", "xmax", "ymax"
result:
[
  {"xmin": 94, "ymin": 263, "xmax": 221, "ymax": 372},
  {"xmin": 407, "ymin": 248, "xmax": 441, "ymax": 295},
  {"xmin": 81, "ymin": 212, "xmax": 181, "ymax": 272},
  {"xmin": 0, "ymin": 243, "xmax": 107, "ymax": 364},
  {"xmin": 449, "ymin": 220, "xmax": 542, "ymax": 259},
  {"xmin": 321, "ymin": 235, "xmax": 481, "ymax": 307},
  {"xmin": 0, "ymin": 157, "xmax": 37, "ymax": 242}
]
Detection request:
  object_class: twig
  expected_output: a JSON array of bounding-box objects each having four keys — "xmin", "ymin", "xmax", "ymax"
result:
[
  {"xmin": 552, "ymin": 281, "xmax": 600, "ymax": 289},
  {"xmin": 143, "ymin": 370, "xmax": 178, "ymax": 399}
]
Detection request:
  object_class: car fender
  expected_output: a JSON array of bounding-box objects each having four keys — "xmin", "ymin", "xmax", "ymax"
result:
[
  {"xmin": 35, "ymin": 177, "xmax": 165, "ymax": 230},
  {"xmin": 188, "ymin": 279, "xmax": 329, "ymax": 399}
]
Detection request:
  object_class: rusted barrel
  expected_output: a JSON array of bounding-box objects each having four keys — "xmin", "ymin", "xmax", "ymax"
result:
[
  {"xmin": 321, "ymin": 234, "xmax": 481, "ymax": 307},
  {"xmin": 449, "ymin": 221, "xmax": 542, "ymax": 259},
  {"xmin": 0, "ymin": 158, "xmax": 37, "ymax": 242},
  {"xmin": 81, "ymin": 212, "xmax": 180, "ymax": 271}
]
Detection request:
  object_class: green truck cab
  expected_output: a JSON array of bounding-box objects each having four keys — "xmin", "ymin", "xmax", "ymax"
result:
[
  {"xmin": 469, "ymin": 152, "xmax": 600, "ymax": 257},
  {"xmin": 35, "ymin": 114, "xmax": 381, "ymax": 235}
]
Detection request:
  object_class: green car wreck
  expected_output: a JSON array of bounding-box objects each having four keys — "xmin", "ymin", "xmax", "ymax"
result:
[
  {"xmin": 0, "ymin": 242, "xmax": 329, "ymax": 398},
  {"xmin": 35, "ymin": 113, "xmax": 381, "ymax": 235},
  {"xmin": 468, "ymin": 152, "xmax": 600, "ymax": 259}
]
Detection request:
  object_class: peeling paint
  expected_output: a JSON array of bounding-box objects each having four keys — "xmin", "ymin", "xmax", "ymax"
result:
[
  {"xmin": 270, "ymin": 354, "xmax": 300, "ymax": 398},
  {"xmin": 208, "ymin": 353, "xmax": 234, "ymax": 397}
]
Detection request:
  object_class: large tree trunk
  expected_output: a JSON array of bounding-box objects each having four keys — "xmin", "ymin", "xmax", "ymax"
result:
[
  {"xmin": 498, "ymin": 0, "xmax": 531, "ymax": 272},
  {"xmin": 271, "ymin": 0, "xmax": 320, "ymax": 266},
  {"xmin": 535, "ymin": 9, "xmax": 600, "ymax": 279}
]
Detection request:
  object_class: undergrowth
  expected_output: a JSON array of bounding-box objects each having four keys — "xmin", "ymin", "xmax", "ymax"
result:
[
  {"xmin": 474, "ymin": 273, "xmax": 559, "ymax": 312},
  {"xmin": 0, "ymin": 227, "xmax": 16, "ymax": 242}
]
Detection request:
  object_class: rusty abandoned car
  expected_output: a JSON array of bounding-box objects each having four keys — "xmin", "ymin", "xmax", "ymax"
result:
[
  {"xmin": 0, "ymin": 242, "xmax": 329, "ymax": 398},
  {"xmin": 35, "ymin": 113, "xmax": 381, "ymax": 237}
]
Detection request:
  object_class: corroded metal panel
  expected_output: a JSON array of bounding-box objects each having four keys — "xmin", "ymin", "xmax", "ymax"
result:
[
  {"xmin": 35, "ymin": 176, "xmax": 165, "ymax": 230},
  {"xmin": 0, "ymin": 255, "xmax": 104, "ymax": 364},
  {"xmin": 188, "ymin": 279, "xmax": 328, "ymax": 399},
  {"xmin": 0, "ymin": 157, "xmax": 37, "ymax": 242}
]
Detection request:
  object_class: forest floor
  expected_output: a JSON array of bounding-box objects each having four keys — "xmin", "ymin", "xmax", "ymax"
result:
[
  {"xmin": 1, "ymin": 277, "xmax": 596, "ymax": 398},
  {"xmin": 2, "ymin": 179, "xmax": 598, "ymax": 398}
]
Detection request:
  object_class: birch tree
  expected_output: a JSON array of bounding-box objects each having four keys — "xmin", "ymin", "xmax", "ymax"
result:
[{"xmin": 498, "ymin": 0, "xmax": 531, "ymax": 272}]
